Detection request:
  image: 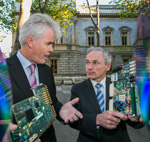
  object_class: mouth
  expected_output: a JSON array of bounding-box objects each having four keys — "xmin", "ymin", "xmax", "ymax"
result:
[{"xmin": 87, "ymin": 72, "xmax": 95, "ymax": 75}]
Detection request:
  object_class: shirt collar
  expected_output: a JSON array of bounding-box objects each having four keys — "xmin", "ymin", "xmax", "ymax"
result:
[
  {"xmin": 90, "ymin": 77, "xmax": 106, "ymax": 87},
  {"xmin": 17, "ymin": 50, "xmax": 33, "ymax": 70}
]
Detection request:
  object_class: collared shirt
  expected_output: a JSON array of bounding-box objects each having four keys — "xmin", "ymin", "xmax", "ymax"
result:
[
  {"xmin": 90, "ymin": 77, "xmax": 106, "ymax": 111},
  {"xmin": 16, "ymin": 50, "xmax": 39, "ymax": 85}
]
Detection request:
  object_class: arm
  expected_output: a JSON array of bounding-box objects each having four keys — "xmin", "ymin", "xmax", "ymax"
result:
[
  {"xmin": 69, "ymin": 85, "xmax": 102, "ymax": 139},
  {"xmin": 46, "ymin": 66, "xmax": 82, "ymax": 123},
  {"xmin": 70, "ymin": 85, "xmax": 128, "ymax": 139}
]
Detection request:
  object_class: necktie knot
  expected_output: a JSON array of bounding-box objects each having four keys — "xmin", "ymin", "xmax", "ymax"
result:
[
  {"xmin": 29, "ymin": 64, "xmax": 36, "ymax": 73},
  {"xmin": 95, "ymin": 83, "xmax": 103, "ymax": 89}
]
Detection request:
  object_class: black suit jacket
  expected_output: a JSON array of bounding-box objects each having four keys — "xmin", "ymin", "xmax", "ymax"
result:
[
  {"xmin": 70, "ymin": 78, "xmax": 144, "ymax": 142},
  {"xmin": 6, "ymin": 54, "xmax": 63, "ymax": 142}
]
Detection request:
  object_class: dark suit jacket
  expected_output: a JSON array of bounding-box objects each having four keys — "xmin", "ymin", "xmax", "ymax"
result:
[
  {"xmin": 6, "ymin": 54, "xmax": 63, "ymax": 142},
  {"xmin": 70, "ymin": 78, "xmax": 144, "ymax": 142}
]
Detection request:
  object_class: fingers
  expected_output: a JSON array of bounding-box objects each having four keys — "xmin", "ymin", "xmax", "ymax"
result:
[
  {"xmin": 68, "ymin": 115, "xmax": 79, "ymax": 123},
  {"xmin": 69, "ymin": 97, "xmax": 79, "ymax": 105},
  {"xmin": 74, "ymin": 110, "xmax": 83, "ymax": 119},
  {"xmin": 9, "ymin": 123, "xmax": 18, "ymax": 131},
  {"xmin": 96, "ymin": 111, "xmax": 127, "ymax": 129},
  {"xmin": 128, "ymin": 115, "xmax": 141, "ymax": 122},
  {"xmin": 35, "ymin": 138, "xmax": 41, "ymax": 142},
  {"xmin": 64, "ymin": 110, "xmax": 83, "ymax": 124},
  {"xmin": 111, "ymin": 111, "xmax": 127, "ymax": 121}
]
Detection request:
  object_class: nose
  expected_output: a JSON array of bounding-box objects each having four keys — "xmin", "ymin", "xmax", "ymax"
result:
[
  {"xmin": 86, "ymin": 63, "xmax": 93, "ymax": 69},
  {"xmin": 48, "ymin": 45, "xmax": 54, "ymax": 52}
]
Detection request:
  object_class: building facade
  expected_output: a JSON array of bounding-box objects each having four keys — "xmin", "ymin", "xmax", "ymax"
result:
[{"xmin": 49, "ymin": 4, "xmax": 137, "ymax": 79}]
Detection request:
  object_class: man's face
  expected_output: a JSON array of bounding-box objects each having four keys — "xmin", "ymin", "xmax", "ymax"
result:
[
  {"xmin": 29, "ymin": 27, "xmax": 55, "ymax": 64},
  {"xmin": 86, "ymin": 51, "xmax": 111, "ymax": 82}
]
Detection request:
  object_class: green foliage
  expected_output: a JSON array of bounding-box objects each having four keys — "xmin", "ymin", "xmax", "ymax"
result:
[
  {"xmin": 32, "ymin": 0, "xmax": 76, "ymax": 33},
  {"xmin": 0, "ymin": 0, "xmax": 17, "ymax": 33},
  {"xmin": 109, "ymin": 0, "xmax": 150, "ymax": 18},
  {"xmin": 0, "ymin": 0, "xmax": 76, "ymax": 34}
]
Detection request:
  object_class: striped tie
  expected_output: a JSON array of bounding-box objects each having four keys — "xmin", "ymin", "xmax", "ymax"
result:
[
  {"xmin": 29, "ymin": 64, "xmax": 36, "ymax": 89},
  {"xmin": 95, "ymin": 83, "xmax": 105, "ymax": 113}
]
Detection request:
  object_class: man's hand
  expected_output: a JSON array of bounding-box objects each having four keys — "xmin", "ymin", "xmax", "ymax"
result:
[
  {"xmin": 2, "ymin": 123, "xmax": 41, "ymax": 142},
  {"xmin": 2, "ymin": 122, "xmax": 18, "ymax": 142},
  {"xmin": 128, "ymin": 115, "xmax": 143, "ymax": 122},
  {"xmin": 96, "ymin": 111, "xmax": 127, "ymax": 129},
  {"xmin": 59, "ymin": 97, "xmax": 83, "ymax": 123}
]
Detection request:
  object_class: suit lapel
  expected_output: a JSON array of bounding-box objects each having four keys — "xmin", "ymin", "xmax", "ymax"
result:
[
  {"xmin": 85, "ymin": 79, "xmax": 101, "ymax": 114},
  {"xmin": 7, "ymin": 55, "xmax": 33, "ymax": 98},
  {"xmin": 106, "ymin": 77, "xmax": 111, "ymax": 110}
]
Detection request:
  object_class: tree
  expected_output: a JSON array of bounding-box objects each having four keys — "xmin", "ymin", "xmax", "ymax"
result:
[
  {"xmin": 85, "ymin": 0, "xmax": 100, "ymax": 46},
  {"xmin": 109, "ymin": 0, "xmax": 150, "ymax": 18},
  {"xmin": 0, "ymin": 0, "xmax": 16, "ymax": 32},
  {"xmin": 11, "ymin": 0, "xmax": 32, "ymax": 55},
  {"xmin": 0, "ymin": 0, "xmax": 76, "ymax": 54}
]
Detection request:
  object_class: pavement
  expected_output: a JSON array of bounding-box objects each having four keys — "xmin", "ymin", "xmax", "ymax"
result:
[{"xmin": 53, "ymin": 85, "xmax": 150, "ymax": 142}]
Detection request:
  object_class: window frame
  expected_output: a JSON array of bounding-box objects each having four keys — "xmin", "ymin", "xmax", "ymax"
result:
[
  {"xmin": 102, "ymin": 26, "xmax": 114, "ymax": 46},
  {"xmin": 85, "ymin": 27, "xmax": 96, "ymax": 46},
  {"xmin": 49, "ymin": 57, "xmax": 59, "ymax": 74},
  {"xmin": 119, "ymin": 26, "xmax": 130, "ymax": 46}
]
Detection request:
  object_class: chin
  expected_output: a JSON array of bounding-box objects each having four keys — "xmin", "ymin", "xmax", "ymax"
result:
[{"xmin": 87, "ymin": 75, "xmax": 95, "ymax": 79}]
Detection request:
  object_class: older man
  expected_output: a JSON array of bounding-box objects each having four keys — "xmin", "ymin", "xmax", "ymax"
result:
[{"xmin": 70, "ymin": 47, "xmax": 144, "ymax": 142}]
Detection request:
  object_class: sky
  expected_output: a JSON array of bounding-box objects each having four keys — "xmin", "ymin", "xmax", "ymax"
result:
[{"xmin": 76, "ymin": 0, "xmax": 110, "ymax": 5}]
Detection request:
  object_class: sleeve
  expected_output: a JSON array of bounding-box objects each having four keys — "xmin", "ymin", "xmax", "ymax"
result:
[
  {"xmin": 45, "ymin": 66, "xmax": 63, "ymax": 121},
  {"xmin": 69, "ymin": 85, "xmax": 103, "ymax": 140},
  {"xmin": 126, "ymin": 120, "xmax": 145, "ymax": 129}
]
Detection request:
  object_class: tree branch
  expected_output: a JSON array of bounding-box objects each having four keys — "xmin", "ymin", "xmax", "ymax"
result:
[{"xmin": 86, "ymin": 0, "xmax": 97, "ymax": 27}]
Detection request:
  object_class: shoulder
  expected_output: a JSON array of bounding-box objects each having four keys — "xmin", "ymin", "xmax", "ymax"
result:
[
  {"xmin": 72, "ymin": 79, "xmax": 90, "ymax": 89},
  {"xmin": 38, "ymin": 63, "xmax": 52, "ymax": 72},
  {"xmin": 6, "ymin": 54, "xmax": 17, "ymax": 64}
]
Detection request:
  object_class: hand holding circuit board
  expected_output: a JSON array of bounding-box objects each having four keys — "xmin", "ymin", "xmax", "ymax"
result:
[
  {"xmin": 11, "ymin": 84, "xmax": 56, "ymax": 142},
  {"xmin": 109, "ymin": 61, "xmax": 142, "ymax": 119}
]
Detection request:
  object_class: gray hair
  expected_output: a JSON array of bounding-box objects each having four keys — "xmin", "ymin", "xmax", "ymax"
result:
[
  {"xmin": 87, "ymin": 47, "xmax": 112, "ymax": 65},
  {"xmin": 19, "ymin": 13, "xmax": 61, "ymax": 46}
]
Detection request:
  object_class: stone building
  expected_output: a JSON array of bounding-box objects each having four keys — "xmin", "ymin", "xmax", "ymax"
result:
[{"xmin": 49, "ymin": 3, "xmax": 137, "ymax": 82}]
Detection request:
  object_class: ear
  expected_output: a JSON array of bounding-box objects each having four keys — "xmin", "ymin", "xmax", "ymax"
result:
[
  {"xmin": 26, "ymin": 36, "xmax": 34, "ymax": 49},
  {"xmin": 106, "ymin": 63, "xmax": 111, "ymax": 72}
]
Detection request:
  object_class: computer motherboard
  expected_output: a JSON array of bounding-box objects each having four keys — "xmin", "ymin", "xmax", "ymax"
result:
[
  {"xmin": 109, "ymin": 60, "xmax": 141, "ymax": 118},
  {"xmin": 11, "ymin": 84, "xmax": 56, "ymax": 142}
]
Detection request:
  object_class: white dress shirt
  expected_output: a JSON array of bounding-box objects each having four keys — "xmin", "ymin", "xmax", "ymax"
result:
[{"xmin": 16, "ymin": 50, "xmax": 39, "ymax": 85}]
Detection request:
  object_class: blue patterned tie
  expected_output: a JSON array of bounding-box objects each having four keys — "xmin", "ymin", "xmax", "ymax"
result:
[{"xmin": 95, "ymin": 83, "xmax": 105, "ymax": 113}]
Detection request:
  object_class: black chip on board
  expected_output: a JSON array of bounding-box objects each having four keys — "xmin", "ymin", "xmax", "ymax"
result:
[
  {"xmin": 35, "ymin": 102, "xmax": 39, "ymax": 108},
  {"xmin": 25, "ymin": 108, "xmax": 35, "ymax": 122}
]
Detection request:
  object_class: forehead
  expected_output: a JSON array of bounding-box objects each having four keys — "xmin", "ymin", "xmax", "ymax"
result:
[
  {"xmin": 42, "ymin": 27, "xmax": 55, "ymax": 39},
  {"xmin": 86, "ymin": 51, "xmax": 104, "ymax": 61}
]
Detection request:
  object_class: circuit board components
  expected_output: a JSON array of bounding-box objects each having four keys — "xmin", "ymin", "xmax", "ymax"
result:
[
  {"xmin": 109, "ymin": 60, "xmax": 141, "ymax": 118},
  {"xmin": 11, "ymin": 84, "xmax": 56, "ymax": 142}
]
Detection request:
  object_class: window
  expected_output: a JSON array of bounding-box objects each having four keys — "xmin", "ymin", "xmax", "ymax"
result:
[
  {"xmin": 119, "ymin": 26, "xmax": 130, "ymax": 46},
  {"xmin": 88, "ymin": 32, "xmax": 94, "ymax": 46},
  {"xmin": 50, "ymin": 59, "xmax": 58, "ymax": 74},
  {"xmin": 105, "ymin": 32, "xmax": 111, "ymax": 45},
  {"xmin": 86, "ymin": 27, "xmax": 96, "ymax": 46},
  {"xmin": 122, "ymin": 32, "xmax": 127, "ymax": 45},
  {"xmin": 122, "ymin": 56, "xmax": 131, "ymax": 64},
  {"xmin": 56, "ymin": 34, "xmax": 65, "ymax": 44},
  {"xmin": 102, "ymin": 26, "xmax": 114, "ymax": 46}
]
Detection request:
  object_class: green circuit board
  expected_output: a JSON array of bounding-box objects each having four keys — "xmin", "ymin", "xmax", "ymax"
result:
[
  {"xmin": 109, "ymin": 60, "xmax": 141, "ymax": 118},
  {"xmin": 11, "ymin": 84, "xmax": 56, "ymax": 142}
]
